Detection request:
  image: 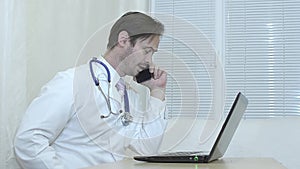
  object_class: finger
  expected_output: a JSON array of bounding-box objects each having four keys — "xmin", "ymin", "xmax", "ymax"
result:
[
  {"xmin": 155, "ymin": 68, "xmax": 163, "ymax": 79},
  {"xmin": 154, "ymin": 66, "xmax": 160, "ymax": 79},
  {"xmin": 149, "ymin": 64, "xmax": 155, "ymax": 74}
]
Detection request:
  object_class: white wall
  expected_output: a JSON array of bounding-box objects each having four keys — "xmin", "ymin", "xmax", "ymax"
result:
[
  {"xmin": 25, "ymin": 0, "xmax": 150, "ymax": 102},
  {"xmin": 159, "ymin": 117, "xmax": 300, "ymax": 169},
  {"xmin": 1, "ymin": 1, "xmax": 150, "ymax": 168}
]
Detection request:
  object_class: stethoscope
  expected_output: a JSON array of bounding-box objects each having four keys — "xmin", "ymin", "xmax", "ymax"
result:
[{"xmin": 89, "ymin": 57, "xmax": 132, "ymax": 126}]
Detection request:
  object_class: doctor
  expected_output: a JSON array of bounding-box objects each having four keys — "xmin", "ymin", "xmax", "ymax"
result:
[{"xmin": 14, "ymin": 11, "xmax": 168, "ymax": 169}]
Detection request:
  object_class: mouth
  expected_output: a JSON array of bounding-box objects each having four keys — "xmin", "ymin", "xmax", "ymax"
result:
[
  {"xmin": 139, "ymin": 64, "xmax": 149, "ymax": 70},
  {"xmin": 135, "ymin": 64, "xmax": 150, "ymax": 75},
  {"xmin": 136, "ymin": 68, "xmax": 145, "ymax": 76}
]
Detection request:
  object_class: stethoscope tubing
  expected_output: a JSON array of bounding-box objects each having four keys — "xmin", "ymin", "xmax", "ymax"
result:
[
  {"xmin": 89, "ymin": 57, "xmax": 132, "ymax": 126},
  {"xmin": 89, "ymin": 57, "xmax": 111, "ymax": 85}
]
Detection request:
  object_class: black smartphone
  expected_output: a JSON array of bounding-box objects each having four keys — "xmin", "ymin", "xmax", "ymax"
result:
[{"xmin": 136, "ymin": 69, "xmax": 153, "ymax": 83}]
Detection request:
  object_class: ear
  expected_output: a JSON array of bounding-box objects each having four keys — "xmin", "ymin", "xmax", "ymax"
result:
[{"xmin": 118, "ymin": 31, "xmax": 129, "ymax": 47}]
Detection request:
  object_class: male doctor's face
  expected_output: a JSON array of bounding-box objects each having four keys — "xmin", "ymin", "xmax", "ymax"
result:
[{"xmin": 123, "ymin": 35, "xmax": 160, "ymax": 77}]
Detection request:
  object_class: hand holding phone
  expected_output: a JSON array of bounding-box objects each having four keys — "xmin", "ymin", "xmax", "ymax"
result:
[
  {"xmin": 136, "ymin": 67, "xmax": 167, "ymax": 101},
  {"xmin": 135, "ymin": 69, "xmax": 153, "ymax": 83}
]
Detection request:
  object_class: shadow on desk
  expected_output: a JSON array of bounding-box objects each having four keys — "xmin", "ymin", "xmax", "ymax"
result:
[{"xmin": 82, "ymin": 158, "xmax": 288, "ymax": 169}]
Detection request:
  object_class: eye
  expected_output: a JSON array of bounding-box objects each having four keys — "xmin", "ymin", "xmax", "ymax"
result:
[{"xmin": 144, "ymin": 48, "xmax": 152, "ymax": 55}]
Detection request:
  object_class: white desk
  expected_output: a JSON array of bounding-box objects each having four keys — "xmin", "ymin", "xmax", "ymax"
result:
[{"xmin": 83, "ymin": 158, "xmax": 288, "ymax": 169}]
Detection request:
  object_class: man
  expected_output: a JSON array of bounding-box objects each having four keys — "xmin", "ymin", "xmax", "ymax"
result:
[{"xmin": 14, "ymin": 11, "xmax": 168, "ymax": 169}]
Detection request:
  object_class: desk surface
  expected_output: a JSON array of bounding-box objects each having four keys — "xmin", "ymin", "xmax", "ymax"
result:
[{"xmin": 83, "ymin": 158, "xmax": 287, "ymax": 169}]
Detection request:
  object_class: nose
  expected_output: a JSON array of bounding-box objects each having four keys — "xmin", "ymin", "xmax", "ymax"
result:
[{"xmin": 145, "ymin": 53, "xmax": 153, "ymax": 66}]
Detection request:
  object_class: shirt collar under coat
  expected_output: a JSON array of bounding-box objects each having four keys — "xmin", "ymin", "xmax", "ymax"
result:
[{"xmin": 94, "ymin": 56, "xmax": 123, "ymax": 104}]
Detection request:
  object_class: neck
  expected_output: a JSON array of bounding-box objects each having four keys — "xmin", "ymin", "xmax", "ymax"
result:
[{"xmin": 103, "ymin": 50, "xmax": 126, "ymax": 77}]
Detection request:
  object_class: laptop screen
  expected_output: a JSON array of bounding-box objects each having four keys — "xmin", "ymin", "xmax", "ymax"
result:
[{"xmin": 208, "ymin": 92, "xmax": 248, "ymax": 161}]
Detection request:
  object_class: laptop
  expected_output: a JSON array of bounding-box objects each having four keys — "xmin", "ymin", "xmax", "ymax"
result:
[{"xmin": 134, "ymin": 92, "xmax": 248, "ymax": 163}]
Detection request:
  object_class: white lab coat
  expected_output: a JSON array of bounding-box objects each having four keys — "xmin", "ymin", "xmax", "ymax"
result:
[{"xmin": 14, "ymin": 57, "xmax": 168, "ymax": 169}]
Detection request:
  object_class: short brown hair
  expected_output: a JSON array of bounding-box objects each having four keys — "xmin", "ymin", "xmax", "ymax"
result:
[{"xmin": 107, "ymin": 12, "xmax": 164, "ymax": 49}]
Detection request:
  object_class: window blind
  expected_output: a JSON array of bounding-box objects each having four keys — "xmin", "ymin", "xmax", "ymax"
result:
[
  {"xmin": 151, "ymin": 0, "xmax": 218, "ymax": 119},
  {"xmin": 152, "ymin": 0, "xmax": 300, "ymax": 118},
  {"xmin": 225, "ymin": 0, "xmax": 300, "ymax": 118}
]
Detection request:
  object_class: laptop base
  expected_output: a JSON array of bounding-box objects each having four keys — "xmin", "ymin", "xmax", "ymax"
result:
[{"xmin": 134, "ymin": 155, "xmax": 210, "ymax": 163}]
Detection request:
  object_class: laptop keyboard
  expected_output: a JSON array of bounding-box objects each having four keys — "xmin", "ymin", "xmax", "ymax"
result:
[{"xmin": 161, "ymin": 151, "xmax": 208, "ymax": 156}]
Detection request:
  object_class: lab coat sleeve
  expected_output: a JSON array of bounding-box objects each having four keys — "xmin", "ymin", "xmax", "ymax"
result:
[
  {"xmin": 14, "ymin": 70, "xmax": 74, "ymax": 169},
  {"xmin": 126, "ymin": 91, "xmax": 168, "ymax": 155}
]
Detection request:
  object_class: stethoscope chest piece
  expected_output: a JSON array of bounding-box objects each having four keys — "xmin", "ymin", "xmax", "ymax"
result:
[{"xmin": 120, "ymin": 111, "xmax": 133, "ymax": 126}]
